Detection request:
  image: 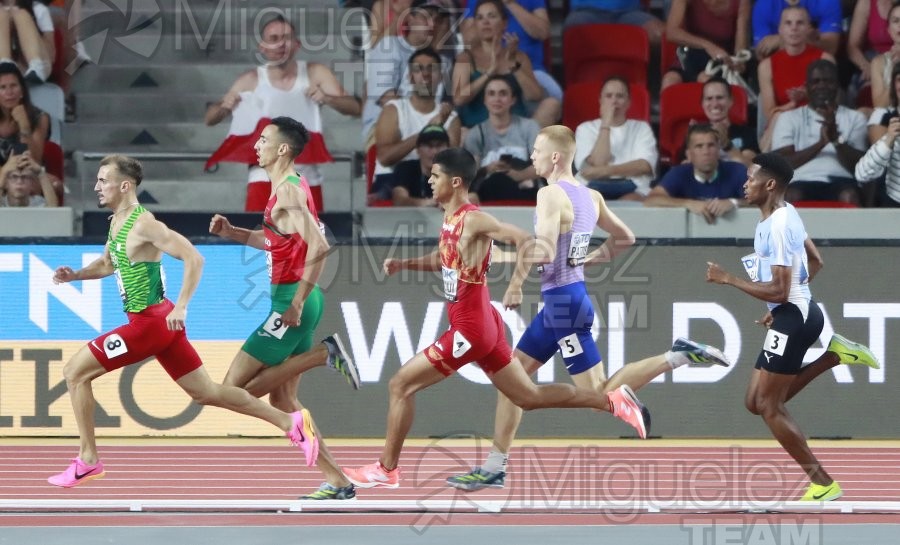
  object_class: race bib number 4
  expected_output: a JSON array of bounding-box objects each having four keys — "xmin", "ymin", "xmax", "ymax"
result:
[
  {"xmin": 567, "ymin": 232, "xmax": 591, "ymax": 267},
  {"xmin": 263, "ymin": 311, "xmax": 289, "ymax": 340},
  {"xmin": 442, "ymin": 266, "xmax": 458, "ymax": 302}
]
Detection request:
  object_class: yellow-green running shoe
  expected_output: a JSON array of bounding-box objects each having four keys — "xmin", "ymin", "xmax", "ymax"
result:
[
  {"xmin": 827, "ymin": 334, "xmax": 880, "ymax": 369},
  {"xmin": 300, "ymin": 482, "xmax": 357, "ymax": 500},
  {"xmin": 799, "ymin": 481, "xmax": 843, "ymax": 501}
]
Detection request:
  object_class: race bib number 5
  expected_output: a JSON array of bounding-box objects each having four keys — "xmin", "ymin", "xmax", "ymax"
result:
[{"xmin": 263, "ymin": 311, "xmax": 289, "ymax": 340}]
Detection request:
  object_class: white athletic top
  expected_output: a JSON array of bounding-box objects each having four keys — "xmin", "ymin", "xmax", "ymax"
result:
[{"xmin": 742, "ymin": 203, "xmax": 811, "ymax": 318}]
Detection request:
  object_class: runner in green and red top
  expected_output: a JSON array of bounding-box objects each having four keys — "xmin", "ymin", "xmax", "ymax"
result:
[
  {"xmin": 47, "ymin": 154, "xmax": 321, "ymax": 489},
  {"xmin": 209, "ymin": 117, "xmax": 359, "ymax": 500}
]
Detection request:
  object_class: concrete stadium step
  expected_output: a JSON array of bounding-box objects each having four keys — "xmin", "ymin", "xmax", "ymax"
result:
[
  {"xmin": 85, "ymin": 32, "xmax": 360, "ymax": 65},
  {"xmin": 75, "ymin": 93, "xmax": 363, "ymax": 127},
  {"xmin": 69, "ymin": 60, "xmax": 365, "ymax": 94},
  {"xmin": 63, "ymin": 120, "xmax": 363, "ymax": 154}
]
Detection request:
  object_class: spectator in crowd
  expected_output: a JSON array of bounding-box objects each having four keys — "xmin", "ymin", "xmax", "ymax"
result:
[
  {"xmin": 846, "ymin": 0, "xmax": 893, "ymax": 88},
  {"xmin": 771, "ymin": 60, "xmax": 867, "ymax": 205},
  {"xmin": 0, "ymin": 152, "xmax": 57, "ymax": 206},
  {"xmin": 390, "ymin": 124, "xmax": 449, "ymax": 206},
  {"xmin": 205, "ymin": 15, "xmax": 360, "ymax": 212},
  {"xmin": 856, "ymin": 104, "xmax": 900, "ymax": 207},
  {"xmin": 371, "ymin": 47, "xmax": 460, "ymax": 198},
  {"xmin": 757, "ymin": 6, "xmax": 833, "ymax": 151},
  {"xmin": 564, "ymin": 0, "xmax": 665, "ymax": 46},
  {"xmin": 868, "ymin": 1, "xmax": 900, "ymax": 108},
  {"xmin": 464, "ymin": 74, "xmax": 540, "ymax": 202},
  {"xmin": 644, "ymin": 124, "xmax": 747, "ymax": 223},
  {"xmin": 367, "ymin": 0, "xmax": 413, "ymax": 48},
  {"xmin": 573, "ymin": 76, "xmax": 657, "ymax": 201},
  {"xmin": 0, "ymin": 62, "xmax": 49, "ymax": 167},
  {"xmin": 0, "ymin": 0, "xmax": 52, "ymax": 83},
  {"xmin": 662, "ymin": 0, "xmax": 751, "ymax": 89},
  {"xmin": 752, "ymin": 0, "xmax": 841, "ymax": 59},
  {"xmin": 867, "ymin": 61, "xmax": 900, "ymax": 143},
  {"xmin": 459, "ymin": 0, "xmax": 563, "ymax": 103},
  {"xmin": 697, "ymin": 77, "xmax": 758, "ymax": 164},
  {"xmin": 451, "ymin": 0, "xmax": 557, "ymax": 129},
  {"xmin": 363, "ymin": 1, "xmax": 445, "ymax": 145}
]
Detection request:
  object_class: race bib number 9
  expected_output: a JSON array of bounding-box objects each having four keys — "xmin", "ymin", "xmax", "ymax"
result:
[
  {"xmin": 442, "ymin": 266, "xmax": 458, "ymax": 303},
  {"xmin": 741, "ymin": 253, "xmax": 759, "ymax": 282},
  {"xmin": 567, "ymin": 232, "xmax": 591, "ymax": 267},
  {"xmin": 263, "ymin": 311, "xmax": 288, "ymax": 340}
]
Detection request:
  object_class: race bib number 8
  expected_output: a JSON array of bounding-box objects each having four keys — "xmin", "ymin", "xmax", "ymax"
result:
[
  {"xmin": 263, "ymin": 311, "xmax": 288, "ymax": 340},
  {"xmin": 567, "ymin": 233, "xmax": 591, "ymax": 267},
  {"xmin": 103, "ymin": 333, "xmax": 128, "ymax": 359},
  {"xmin": 442, "ymin": 266, "xmax": 458, "ymax": 302},
  {"xmin": 763, "ymin": 328, "xmax": 788, "ymax": 357}
]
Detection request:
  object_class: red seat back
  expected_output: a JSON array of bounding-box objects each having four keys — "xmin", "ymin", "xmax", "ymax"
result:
[
  {"xmin": 562, "ymin": 81, "xmax": 650, "ymax": 131},
  {"xmin": 563, "ymin": 24, "xmax": 650, "ymax": 87},
  {"xmin": 659, "ymin": 82, "xmax": 748, "ymax": 163},
  {"xmin": 792, "ymin": 200, "xmax": 859, "ymax": 208}
]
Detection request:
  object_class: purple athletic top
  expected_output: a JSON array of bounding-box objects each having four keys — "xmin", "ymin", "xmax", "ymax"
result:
[{"xmin": 539, "ymin": 181, "xmax": 597, "ymax": 291}]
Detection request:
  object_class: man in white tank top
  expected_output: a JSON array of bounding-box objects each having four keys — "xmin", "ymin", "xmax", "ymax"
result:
[
  {"xmin": 205, "ymin": 15, "xmax": 361, "ymax": 212},
  {"xmin": 370, "ymin": 47, "xmax": 461, "ymax": 199}
]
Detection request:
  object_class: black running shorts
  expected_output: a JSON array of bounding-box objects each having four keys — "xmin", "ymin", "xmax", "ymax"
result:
[{"xmin": 754, "ymin": 300, "xmax": 824, "ymax": 375}]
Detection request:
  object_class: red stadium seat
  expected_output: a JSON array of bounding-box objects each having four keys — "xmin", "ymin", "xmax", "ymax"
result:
[
  {"xmin": 43, "ymin": 140, "xmax": 64, "ymax": 180},
  {"xmin": 791, "ymin": 200, "xmax": 859, "ymax": 208},
  {"xmin": 658, "ymin": 82, "xmax": 748, "ymax": 164},
  {"xmin": 562, "ymin": 81, "xmax": 650, "ymax": 131},
  {"xmin": 562, "ymin": 24, "xmax": 650, "ymax": 87}
]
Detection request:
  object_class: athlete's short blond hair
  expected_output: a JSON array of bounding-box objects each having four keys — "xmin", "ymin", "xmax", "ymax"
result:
[{"xmin": 537, "ymin": 125, "xmax": 576, "ymax": 160}]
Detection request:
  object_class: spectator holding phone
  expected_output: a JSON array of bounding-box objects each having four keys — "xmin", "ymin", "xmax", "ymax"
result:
[
  {"xmin": 857, "ymin": 62, "xmax": 900, "ymax": 206},
  {"xmin": 0, "ymin": 152, "xmax": 57, "ymax": 206},
  {"xmin": 0, "ymin": 62, "xmax": 49, "ymax": 167},
  {"xmin": 463, "ymin": 74, "xmax": 541, "ymax": 202}
]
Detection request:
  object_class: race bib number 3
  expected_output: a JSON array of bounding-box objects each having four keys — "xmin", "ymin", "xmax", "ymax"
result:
[
  {"xmin": 442, "ymin": 266, "xmax": 458, "ymax": 303},
  {"xmin": 763, "ymin": 328, "xmax": 788, "ymax": 357},
  {"xmin": 263, "ymin": 311, "xmax": 288, "ymax": 340},
  {"xmin": 567, "ymin": 232, "xmax": 591, "ymax": 267},
  {"xmin": 103, "ymin": 333, "xmax": 128, "ymax": 359}
]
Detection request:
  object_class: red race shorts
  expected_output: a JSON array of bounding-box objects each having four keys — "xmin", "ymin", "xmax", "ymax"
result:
[{"xmin": 424, "ymin": 306, "xmax": 512, "ymax": 377}]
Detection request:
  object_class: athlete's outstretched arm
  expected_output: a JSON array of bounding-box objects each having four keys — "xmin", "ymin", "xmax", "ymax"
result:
[
  {"xmin": 585, "ymin": 191, "xmax": 636, "ymax": 265},
  {"xmin": 804, "ymin": 237, "xmax": 823, "ymax": 282},
  {"xmin": 707, "ymin": 262, "xmax": 791, "ymax": 304},
  {"xmin": 466, "ymin": 211, "xmax": 533, "ymax": 309},
  {"xmin": 134, "ymin": 216, "xmax": 205, "ymax": 330},
  {"xmin": 209, "ymin": 214, "xmax": 266, "ymax": 250},
  {"xmin": 53, "ymin": 246, "xmax": 115, "ymax": 283},
  {"xmin": 385, "ymin": 250, "xmax": 442, "ymax": 274}
]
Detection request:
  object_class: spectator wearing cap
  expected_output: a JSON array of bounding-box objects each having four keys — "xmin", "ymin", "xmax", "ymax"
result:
[
  {"xmin": 370, "ymin": 47, "xmax": 461, "ymax": 200},
  {"xmin": 0, "ymin": 151, "xmax": 57, "ymax": 207},
  {"xmin": 389, "ymin": 124, "xmax": 450, "ymax": 206}
]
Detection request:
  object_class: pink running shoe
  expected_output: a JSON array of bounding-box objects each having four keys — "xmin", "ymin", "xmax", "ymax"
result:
[
  {"xmin": 607, "ymin": 385, "xmax": 650, "ymax": 439},
  {"xmin": 47, "ymin": 457, "xmax": 105, "ymax": 488},
  {"xmin": 287, "ymin": 409, "xmax": 320, "ymax": 467},
  {"xmin": 343, "ymin": 461, "xmax": 401, "ymax": 489}
]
